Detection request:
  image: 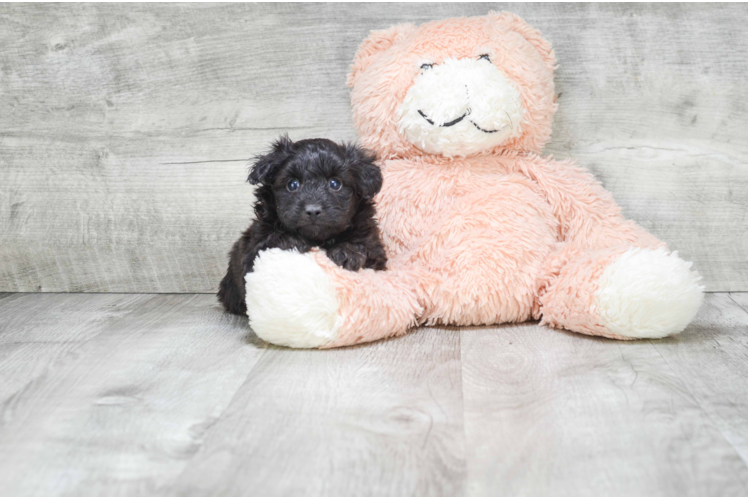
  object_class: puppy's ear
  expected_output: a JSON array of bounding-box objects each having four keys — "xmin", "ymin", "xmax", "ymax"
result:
[
  {"xmin": 345, "ymin": 144, "xmax": 382, "ymax": 200},
  {"xmin": 248, "ymin": 135, "xmax": 295, "ymax": 185}
]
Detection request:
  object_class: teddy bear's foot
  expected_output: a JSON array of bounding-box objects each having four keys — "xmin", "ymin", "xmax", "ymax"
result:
[
  {"xmin": 540, "ymin": 246, "xmax": 704, "ymax": 340},
  {"xmin": 245, "ymin": 249, "xmax": 341, "ymax": 348},
  {"xmin": 595, "ymin": 247, "xmax": 704, "ymax": 339},
  {"xmin": 246, "ymin": 249, "xmax": 424, "ymax": 349}
]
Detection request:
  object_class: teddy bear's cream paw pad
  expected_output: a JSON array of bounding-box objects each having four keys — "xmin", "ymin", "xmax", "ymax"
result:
[
  {"xmin": 595, "ymin": 247, "xmax": 704, "ymax": 339},
  {"xmin": 245, "ymin": 249, "xmax": 341, "ymax": 348}
]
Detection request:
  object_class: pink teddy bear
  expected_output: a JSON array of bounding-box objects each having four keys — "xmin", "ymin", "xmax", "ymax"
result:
[{"xmin": 245, "ymin": 12, "xmax": 704, "ymax": 348}]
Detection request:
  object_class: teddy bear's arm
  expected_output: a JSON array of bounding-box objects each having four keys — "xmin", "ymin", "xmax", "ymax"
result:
[{"xmin": 519, "ymin": 157, "xmax": 662, "ymax": 251}]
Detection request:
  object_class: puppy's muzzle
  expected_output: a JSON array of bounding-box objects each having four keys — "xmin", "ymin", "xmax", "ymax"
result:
[{"xmin": 304, "ymin": 204, "xmax": 322, "ymax": 222}]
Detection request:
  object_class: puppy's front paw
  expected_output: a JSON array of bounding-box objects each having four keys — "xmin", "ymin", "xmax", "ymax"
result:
[
  {"xmin": 245, "ymin": 249, "xmax": 342, "ymax": 348},
  {"xmin": 326, "ymin": 243, "xmax": 366, "ymax": 271}
]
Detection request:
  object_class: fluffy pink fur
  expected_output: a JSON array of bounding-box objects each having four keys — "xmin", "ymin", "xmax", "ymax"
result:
[{"xmin": 305, "ymin": 12, "xmax": 691, "ymax": 347}]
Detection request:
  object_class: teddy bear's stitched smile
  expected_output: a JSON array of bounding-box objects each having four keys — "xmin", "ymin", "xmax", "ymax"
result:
[{"xmin": 417, "ymin": 109, "xmax": 504, "ymax": 134}]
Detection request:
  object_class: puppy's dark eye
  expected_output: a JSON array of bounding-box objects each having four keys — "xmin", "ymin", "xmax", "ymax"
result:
[
  {"xmin": 420, "ymin": 63, "xmax": 434, "ymax": 70},
  {"xmin": 478, "ymin": 54, "xmax": 491, "ymax": 62},
  {"xmin": 328, "ymin": 178, "xmax": 341, "ymax": 191},
  {"xmin": 287, "ymin": 179, "xmax": 300, "ymax": 192}
]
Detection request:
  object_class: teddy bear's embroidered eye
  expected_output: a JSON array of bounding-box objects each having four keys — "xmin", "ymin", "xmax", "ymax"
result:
[
  {"xmin": 478, "ymin": 54, "xmax": 491, "ymax": 62},
  {"xmin": 287, "ymin": 179, "xmax": 300, "ymax": 192},
  {"xmin": 420, "ymin": 63, "xmax": 434, "ymax": 70},
  {"xmin": 328, "ymin": 178, "xmax": 342, "ymax": 191}
]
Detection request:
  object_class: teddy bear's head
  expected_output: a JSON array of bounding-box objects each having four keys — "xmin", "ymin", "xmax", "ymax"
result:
[{"xmin": 347, "ymin": 12, "xmax": 557, "ymax": 159}]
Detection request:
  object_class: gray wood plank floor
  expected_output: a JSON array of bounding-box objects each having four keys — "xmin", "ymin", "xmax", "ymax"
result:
[{"xmin": 0, "ymin": 293, "xmax": 746, "ymax": 495}]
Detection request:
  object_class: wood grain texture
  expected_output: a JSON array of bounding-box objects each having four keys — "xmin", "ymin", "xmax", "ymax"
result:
[
  {"xmin": 0, "ymin": 3, "xmax": 746, "ymax": 292},
  {"xmin": 650, "ymin": 293, "xmax": 748, "ymax": 465},
  {"xmin": 0, "ymin": 293, "xmax": 265, "ymax": 496},
  {"xmin": 460, "ymin": 293, "xmax": 748, "ymax": 496},
  {"xmin": 0, "ymin": 293, "xmax": 747, "ymax": 495},
  {"xmin": 171, "ymin": 327, "xmax": 465, "ymax": 496},
  {"xmin": 0, "ymin": 293, "xmax": 150, "ymax": 405}
]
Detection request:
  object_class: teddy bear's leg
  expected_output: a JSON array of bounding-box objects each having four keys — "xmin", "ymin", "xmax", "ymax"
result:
[
  {"xmin": 244, "ymin": 248, "xmax": 423, "ymax": 348},
  {"xmin": 537, "ymin": 245, "xmax": 704, "ymax": 340}
]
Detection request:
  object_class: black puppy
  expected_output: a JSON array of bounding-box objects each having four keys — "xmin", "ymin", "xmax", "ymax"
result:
[{"xmin": 218, "ymin": 135, "xmax": 387, "ymax": 315}]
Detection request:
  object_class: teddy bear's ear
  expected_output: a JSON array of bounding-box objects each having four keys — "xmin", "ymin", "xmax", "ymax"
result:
[
  {"xmin": 487, "ymin": 11, "xmax": 557, "ymax": 74},
  {"xmin": 347, "ymin": 23, "xmax": 416, "ymax": 88}
]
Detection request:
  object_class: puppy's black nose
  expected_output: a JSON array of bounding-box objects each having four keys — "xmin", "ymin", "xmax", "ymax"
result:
[{"xmin": 304, "ymin": 204, "xmax": 322, "ymax": 221}]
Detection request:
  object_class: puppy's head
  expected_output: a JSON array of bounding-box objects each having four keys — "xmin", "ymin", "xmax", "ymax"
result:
[{"xmin": 249, "ymin": 135, "xmax": 382, "ymax": 242}]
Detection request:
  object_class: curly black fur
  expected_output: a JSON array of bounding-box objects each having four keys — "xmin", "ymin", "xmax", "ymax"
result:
[{"xmin": 218, "ymin": 136, "xmax": 387, "ymax": 315}]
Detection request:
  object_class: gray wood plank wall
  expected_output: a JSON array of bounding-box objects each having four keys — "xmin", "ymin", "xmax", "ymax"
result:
[{"xmin": 1, "ymin": 3, "xmax": 746, "ymax": 293}]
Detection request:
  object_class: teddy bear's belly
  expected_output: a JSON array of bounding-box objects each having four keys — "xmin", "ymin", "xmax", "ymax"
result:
[{"xmin": 382, "ymin": 175, "xmax": 560, "ymax": 326}]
